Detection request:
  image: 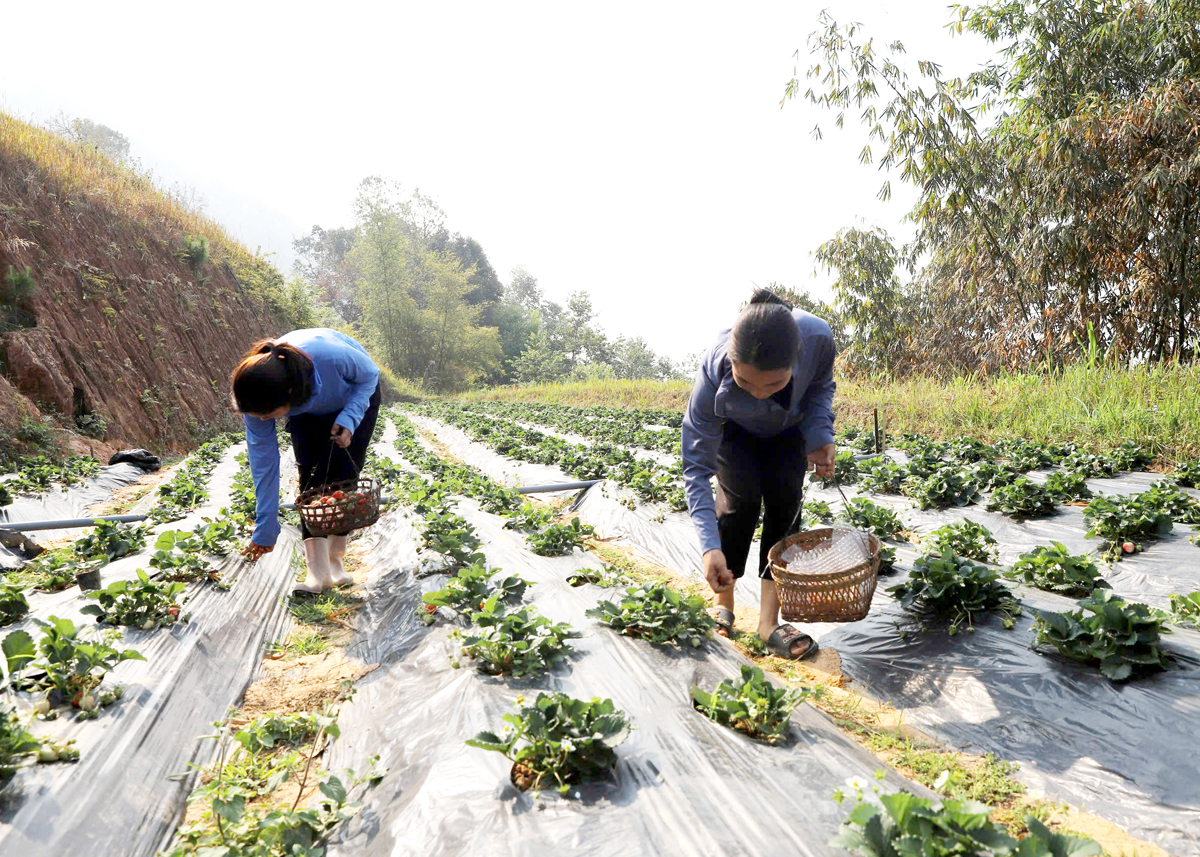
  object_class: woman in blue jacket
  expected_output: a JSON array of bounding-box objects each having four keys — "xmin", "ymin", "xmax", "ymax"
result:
[
  {"xmin": 231, "ymin": 328, "xmax": 381, "ymax": 594},
  {"xmin": 681, "ymin": 289, "xmax": 837, "ymax": 659}
]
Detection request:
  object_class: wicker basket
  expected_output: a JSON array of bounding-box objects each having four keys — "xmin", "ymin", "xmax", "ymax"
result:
[
  {"xmin": 766, "ymin": 528, "xmax": 881, "ymax": 623},
  {"xmin": 296, "ymin": 475, "xmax": 381, "ymax": 537}
]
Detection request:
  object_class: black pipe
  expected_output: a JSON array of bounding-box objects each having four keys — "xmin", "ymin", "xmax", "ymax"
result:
[
  {"xmin": 517, "ymin": 480, "xmax": 602, "ymax": 495},
  {"xmin": 0, "ymin": 513, "xmax": 148, "ymax": 533}
]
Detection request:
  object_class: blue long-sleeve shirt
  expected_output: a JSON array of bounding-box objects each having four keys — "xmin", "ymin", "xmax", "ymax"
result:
[
  {"xmin": 243, "ymin": 328, "xmax": 381, "ymax": 547},
  {"xmin": 681, "ymin": 310, "xmax": 837, "ymax": 555}
]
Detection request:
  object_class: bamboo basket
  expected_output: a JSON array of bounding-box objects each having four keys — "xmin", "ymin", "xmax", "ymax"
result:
[
  {"xmin": 766, "ymin": 528, "xmax": 880, "ymax": 623},
  {"xmin": 296, "ymin": 475, "xmax": 381, "ymax": 536}
]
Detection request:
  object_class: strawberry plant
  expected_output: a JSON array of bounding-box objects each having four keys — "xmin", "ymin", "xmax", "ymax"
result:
[
  {"xmin": 420, "ymin": 561, "xmax": 530, "ymax": 623},
  {"xmin": 994, "ymin": 437, "xmax": 1054, "ymax": 472},
  {"xmin": 167, "ymin": 713, "xmax": 384, "ymax": 857},
  {"xmin": 903, "ymin": 466, "xmax": 981, "ymax": 510},
  {"xmin": 3, "ymin": 616, "xmax": 144, "ymax": 714},
  {"xmin": 830, "ymin": 789, "xmax": 1100, "ymax": 857},
  {"xmin": 857, "ymin": 458, "xmax": 908, "ymax": 495},
  {"xmin": 1042, "ymin": 469, "xmax": 1092, "ymax": 502},
  {"xmin": 234, "ymin": 712, "xmax": 322, "ymax": 754},
  {"xmin": 6, "ymin": 455, "xmax": 100, "ymax": 496},
  {"xmin": 421, "ymin": 507, "xmax": 486, "ymax": 568},
  {"xmin": 1083, "ymin": 493, "xmax": 1173, "ymax": 561},
  {"xmin": 802, "ymin": 499, "xmax": 835, "ymax": 529},
  {"xmin": 985, "ymin": 477, "xmax": 1057, "ymax": 520},
  {"xmin": 567, "ymin": 564, "xmax": 631, "ymax": 588},
  {"xmin": 1005, "ymin": 543, "xmax": 1103, "ymax": 596},
  {"xmin": 526, "ymin": 517, "xmax": 594, "ymax": 556},
  {"xmin": 943, "ymin": 436, "xmax": 993, "ymax": 465},
  {"xmin": 150, "ymin": 530, "xmax": 220, "ymax": 584},
  {"xmin": 466, "ymin": 692, "xmax": 630, "ymax": 794},
  {"xmin": 838, "ymin": 497, "xmax": 905, "ymax": 540},
  {"xmin": 0, "ymin": 702, "xmax": 40, "ymax": 778},
  {"xmin": 923, "ymin": 520, "xmax": 997, "ymax": 563},
  {"xmin": 587, "ymin": 582, "xmax": 716, "ymax": 647},
  {"xmin": 691, "ymin": 665, "xmax": 817, "ymax": 744},
  {"xmin": 454, "ymin": 598, "xmax": 579, "ymax": 677},
  {"xmin": 1033, "ymin": 590, "xmax": 1171, "ymax": 681},
  {"xmin": 193, "ymin": 517, "xmax": 241, "ymax": 556},
  {"xmin": 1141, "ymin": 479, "xmax": 1200, "ymax": 524},
  {"xmin": 1110, "ymin": 440, "xmax": 1152, "ymax": 472},
  {"xmin": 963, "ymin": 460, "xmax": 1021, "ymax": 491},
  {"xmin": 1173, "ymin": 458, "xmax": 1200, "ymax": 488},
  {"xmin": 82, "ymin": 570, "xmax": 187, "ymax": 629},
  {"xmin": 1169, "ymin": 592, "xmax": 1200, "ymax": 628},
  {"xmin": 0, "ymin": 582, "xmax": 29, "ymax": 627},
  {"xmin": 503, "ymin": 501, "xmax": 554, "ymax": 532},
  {"xmin": 889, "ymin": 550, "xmax": 1020, "ymax": 635},
  {"xmin": 1058, "ymin": 449, "xmax": 1118, "ymax": 478},
  {"xmin": 72, "ymin": 519, "xmax": 149, "ymax": 562}
]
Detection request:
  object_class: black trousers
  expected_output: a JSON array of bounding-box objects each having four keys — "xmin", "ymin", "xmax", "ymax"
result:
[
  {"xmin": 287, "ymin": 385, "xmax": 381, "ymax": 539},
  {"xmin": 716, "ymin": 421, "xmax": 807, "ymax": 581}
]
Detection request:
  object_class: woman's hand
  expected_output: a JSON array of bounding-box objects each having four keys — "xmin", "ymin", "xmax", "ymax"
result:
[
  {"xmin": 703, "ymin": 549, "xmax": 734, "ymax": 593},
  {"xmin": 241, "ymin": 542, "xmax": 274, "ymax": 562},
  {"xmin": 331, "ymin": 424, "xmax": 352, "ymax": 448},
  {"xmin": 807, "ymin": 443, "xmax": 837, "ymax": 479}
]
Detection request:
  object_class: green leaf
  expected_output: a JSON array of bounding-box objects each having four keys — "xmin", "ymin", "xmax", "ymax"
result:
[{"xmin": 212, "ymin": 793, "xmax": 245, "ymax": 824}]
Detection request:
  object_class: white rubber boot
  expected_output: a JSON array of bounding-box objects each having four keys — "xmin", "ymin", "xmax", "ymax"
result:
[
  {"xmin": 327, "ymin": 535, "xmax": 352, "ymax": 587},
  {"xmin": 296, "ymin": 538, "xmax": 332, "ymax": 594}
]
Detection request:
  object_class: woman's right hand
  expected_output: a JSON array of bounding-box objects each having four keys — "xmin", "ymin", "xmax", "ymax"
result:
[
  {"xmin": 703, "ymin": 549, "xmax": 734, "ymax": 593},
  {"xmin": 241, "ymin": 542, "xmax": 274, "ymax": 562}
]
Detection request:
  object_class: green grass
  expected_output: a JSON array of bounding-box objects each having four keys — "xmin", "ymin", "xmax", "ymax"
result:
[
  {"xmin": 266, "ymin": 629, "xmax": 332, "ymax": 658},
  {"xmin": 287, "ymin": 589, "xmax": 365, "ymax": 626},
  {"xmin": 460, "ymin": 378, "xmax": 692, "ymax": 410},
  {"xmin": 462, "ymin": 361, "xmax": 1200, "ymax": 463}
]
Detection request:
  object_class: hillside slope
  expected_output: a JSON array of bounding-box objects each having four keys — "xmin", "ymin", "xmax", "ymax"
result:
[{"xmin": 0, "ymin": 112, "xmax": 306, "ymax": 457}]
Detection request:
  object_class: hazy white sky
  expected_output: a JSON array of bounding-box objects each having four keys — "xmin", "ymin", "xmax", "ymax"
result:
[{"xmin": 1, "ymin": 1, "xmax": 994, "ymax": 362}]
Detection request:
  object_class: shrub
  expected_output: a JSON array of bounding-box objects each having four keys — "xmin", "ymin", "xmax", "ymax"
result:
[
  {"xmin": 1033, "ymin": 590, "xmax": 1171, "ymax": 681},
  {"xmin": 903, "ymin": 467, "xmax": 980, "ymax": 510},
  {"xmin": 831, "ymin": 790, "xmax": 1100, "ymax": 857},
  {"xmin": 179, "ymin": 234, "xmax": 210, "ymax": 269},
  {"xmin": 587, "ymin": 582, "xmax": 715, "ymax": 647},
  {"xmin": 466, "ymin": 692, "xmax": 630, "ymax": 794},
  {"xmin": 1005, "ymin": 542, "xmax": 1103, "ymax": 596},
  {"xmin": 1083, "ymin": 493, "xmax": 1173, "ymax": 561},
  {"xmin": 453, "ymin": 598, "xmax": 578, "ymax": 677},
  {"xmin": 985, "ymin": 477, "xmax": 1057, "ymax": 520},
  {"xmin": 856, "ymin": 458, "xmax": 908, "ymax": 494},
  {"xmin": 838, "ymin": 497, "xmax": 904, "ymax": 540},
  {"xmin": 1043, "ymin": 469, "xmax": 1092, "ymax": 502},
  {"xmin": 691, "ymin": 665, "xmax": 817, "ymax": 744},
  {"xmin": 889, "ymin": 549, "xmax": 1020, "ymax": 635},
  {"xmin": 923, "ymin": 519, "xmax": 997, "ymax": 563}
]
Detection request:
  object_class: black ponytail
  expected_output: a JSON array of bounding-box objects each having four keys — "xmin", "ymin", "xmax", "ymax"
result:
[
  {"xmin": 230, "ymin": 338, "xmax": 315, "ymax": 414},
  {"xmin": 729, "ymin": 288, "xmax": 801, "ymax": 370}
]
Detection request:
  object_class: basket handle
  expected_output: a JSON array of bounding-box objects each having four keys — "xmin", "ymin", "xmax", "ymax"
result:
[
  {"xmin": 302, "ymin": 435, "xmax": 362, "ymax": 494},
  {"xmin": 785, "ymin": 472, "xmax": 855, "ymax": 537}
]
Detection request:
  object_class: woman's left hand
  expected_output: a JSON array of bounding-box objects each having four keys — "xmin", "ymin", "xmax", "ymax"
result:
[
  {"xmin": 331, "ymin": 424, "xmax": 352, "ymax": 448},
  {"xmin": 807, "ymin": 443, "xmax": 837, "ymax": 479}
]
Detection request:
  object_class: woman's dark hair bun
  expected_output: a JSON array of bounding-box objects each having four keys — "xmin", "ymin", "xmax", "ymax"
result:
[
  {"xmin": 230, "ymin": 339, "xmax": 314, "ymax": 414},
  {"xmin": 748, "ymin": 287, "xmax": 791, "ymax": 308},
  {"xmin": 730, "ymin": 288, "xmax": 800, "ymax": 371}
]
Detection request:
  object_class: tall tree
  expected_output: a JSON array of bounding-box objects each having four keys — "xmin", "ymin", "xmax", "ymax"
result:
[
  {"xmin": 48, "ymin": 114, "xmax": 130, "ymax": 162},
  {"xmin": 507, "ymin": 266, "xmax": 543, "ymax": 311},
  {"xmin": 790, "ymin": 1, "xmax": 1200, "ymax": 369},
  {"xmin": 814, "ymin": 227, "xmax": 909, "ymax": 374},
  {"xmin": 294, "ymin": 225, "xmax": 360, "ymax": 322}
]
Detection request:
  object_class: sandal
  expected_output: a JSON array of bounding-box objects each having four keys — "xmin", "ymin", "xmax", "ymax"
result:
[
  {"xmin": 707, "ymin": 606, "xmax": 734, "ymax": 638},
  {"xmin": 764, "ymin": 624, "xmax": 818, "ymax": 661}
]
